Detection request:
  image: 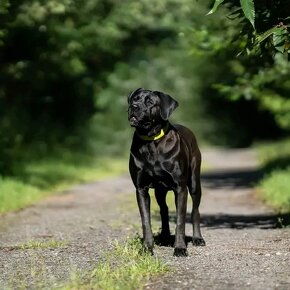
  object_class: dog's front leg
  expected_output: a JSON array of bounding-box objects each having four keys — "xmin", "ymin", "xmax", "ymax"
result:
[
  {"xmin": 174, "ymin": 186, "xmax": 188, "ymax": 257},
  {"xmin": 136, "ymin": 188, "xmax": 154, "ymax": 254}
]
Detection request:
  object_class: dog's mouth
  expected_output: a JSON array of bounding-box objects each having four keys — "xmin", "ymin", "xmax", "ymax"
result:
[
  {"xmin": 129, "ymin": 116, "xmax": 152, "ymax": 129},
  {"xmin": 129, "ymin": 116, "xmax": 139, "ymax": 127}
]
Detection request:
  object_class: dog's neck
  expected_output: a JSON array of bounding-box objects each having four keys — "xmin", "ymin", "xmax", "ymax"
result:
[{"xmin": 136, "ymin": 121, "xmax": 170, "ymax": 141}]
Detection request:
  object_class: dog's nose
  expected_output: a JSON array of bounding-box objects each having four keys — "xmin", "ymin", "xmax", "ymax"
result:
[{"xmin": 129, "ymin": 116, "xmax": 138, "ymax": 127}]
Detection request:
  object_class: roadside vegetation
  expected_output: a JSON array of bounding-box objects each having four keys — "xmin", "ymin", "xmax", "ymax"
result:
[
  {"xmin": 0, "ymin": 155, "xmax": 127, "ymax": 213},
  {"xmin": 59, "ymin": 236, "xmax": 169, "ymax": 290},
  {"xmin": 256, "ymin": 138, "xmax": 290, "ymax": 212},
  {"xmin": 0, "ymin": 1, "xmax": 289, "ymax": 213},
  {"xmin": 0, "ymin": 1, "xmax": 289, "ymax": 289}
]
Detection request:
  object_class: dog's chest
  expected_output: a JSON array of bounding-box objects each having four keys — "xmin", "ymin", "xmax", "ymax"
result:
[
  {"xmin": 137, "ymin": 143, "xmax": 177, "ymax": 188},
  {"xmin": 139, "ymin": 142, "xmax": 162, "ymax": 167}
]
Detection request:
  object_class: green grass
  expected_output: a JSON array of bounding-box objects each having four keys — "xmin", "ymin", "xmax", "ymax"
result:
[
  {"xmin": 0, "ymin": 156, "xmax": 127, "ymax": 214},
  {"xmin": 256, "ymin": 138, "xmax": 290, "ymax": 212},
  {"xmin": 0, "ymin": 177, "xmax": 41, "ymax": 212},
  {"xmin": 19, "ymin": 239, "xmax": 68, "ymax": 250},
  {"xmin": 259, "ymin": 169, "xmax": 290, "ymax": 212},
  {"xmin": 59, "ymin": 236, "xmax": 169, "ymax": 290},
  {"xmin": 257, "ymin": 138, "xmax": 290, "ymax": 170}
]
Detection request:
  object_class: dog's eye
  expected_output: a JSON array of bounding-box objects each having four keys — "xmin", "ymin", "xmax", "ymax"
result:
[{"xmin": 145, "ymin": 97, "xmax": 154, "ymax": 106}]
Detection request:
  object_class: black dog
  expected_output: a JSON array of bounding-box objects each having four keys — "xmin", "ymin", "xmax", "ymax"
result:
[{"xmin": 128, "ymin": 88, "xmax": 205, "ymax": 257}]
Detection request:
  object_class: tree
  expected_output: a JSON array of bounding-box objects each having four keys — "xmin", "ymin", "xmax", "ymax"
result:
[
  {"xmin": 0, "ymin": 0, "xmax": 210, "ymax": 173},
  {"xmin": 208, "ymin": 0, "xmax": 290, "ymax": 58},
  {"xmin": 206, "ymin": 0, "xmax": 290, "ymax": 131}
]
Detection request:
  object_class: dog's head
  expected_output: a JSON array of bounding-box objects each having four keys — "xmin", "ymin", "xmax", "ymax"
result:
[{"xmin": 127, "ymin": 88, "xmax": 178, "ymax": 130}]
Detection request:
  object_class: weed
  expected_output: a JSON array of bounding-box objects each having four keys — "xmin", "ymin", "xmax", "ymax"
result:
[
  {"xmin": 59, "ymin": 236, "xmax": 169, "ymax": 290},
  {"xmin": 6, "ymin": 250, "xmax": 57, "ymax": 289},
  {"xmin": 20, "ymin": 239, "xmax": 68, "ymax": 250}
]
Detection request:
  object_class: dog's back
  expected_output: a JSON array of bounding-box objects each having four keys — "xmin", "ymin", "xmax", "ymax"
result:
[{"xmin": 173, "ymin": 124, "xmax": 201, "ymax": 168}]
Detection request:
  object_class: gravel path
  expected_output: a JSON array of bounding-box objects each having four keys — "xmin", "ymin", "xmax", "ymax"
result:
[
  {"xmin": 0, "ymin": 148, "xmax": 290, "ymax": 289},
  {"xmin": 151, "ymin": 148, "xmax": 290, "ymax": 290}
]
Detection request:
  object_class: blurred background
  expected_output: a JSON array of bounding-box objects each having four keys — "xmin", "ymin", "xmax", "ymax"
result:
[{"xmin": 0, "ymin": 0, "xmax": 289, "ymax": 212}]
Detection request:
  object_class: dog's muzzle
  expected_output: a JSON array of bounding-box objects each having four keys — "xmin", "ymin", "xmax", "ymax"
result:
[
  {"xmin": 129, "ymin": 116, "xmax": 138, "ymax": 127},
  {"xmin": 128, "ymin": 105, "xmax": 140, "ymax": 127}
]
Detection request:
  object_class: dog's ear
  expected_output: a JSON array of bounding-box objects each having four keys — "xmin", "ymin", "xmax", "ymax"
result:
[
  {"xmin": 154, "ymin": 91, "xmax": 179, "ymax": 120},
  {"xmin": 128, "ymin": 88, "xmax": 144, "ymax": 103}
]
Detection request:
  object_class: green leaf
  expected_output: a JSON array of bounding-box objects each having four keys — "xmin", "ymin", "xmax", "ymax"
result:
[
  {"xmin": 0, "ymin": 0, "xmax": 10, "ymax": 15},
  {"xmin": 273, "ymin": 27, "xmax": 287, "ymax": 53},
  {"xmin": 240, "ymin": 0, "xmax": 255, "ymax": 29},
  {"xmin": 207, "ymin": 0, "xmax": 225, "ymax": 15},
  {"xmin": 256, "ymin": 27, "xmax": 279, "ymax": 44}
]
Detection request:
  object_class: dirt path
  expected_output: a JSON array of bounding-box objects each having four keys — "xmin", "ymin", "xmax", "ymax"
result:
[{"xmin": 1, "ymin": 148, "xmax": 290, "ymax": 289}]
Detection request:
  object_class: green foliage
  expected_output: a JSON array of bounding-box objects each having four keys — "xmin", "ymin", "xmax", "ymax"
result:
[
  {"xmin": 0, "ymin": 0, "xmax": 212, "ymax": 175},
  {"xmin": 0, "ymin": 0, "xmax": 9, "ymax": 47},
  {"xmin": 0, "ymin": 0, "xmax": 288, "ymax": 214},
  {"xmin": 240, "ymin": 0, "xmax": 255, "ymax": 29},
  {"xmin": 0, "ymin": 0, "xmax": 8, "ymax": 17},
  {"xmin": 257, "ymin": 138, "xmax": 290, "ymax": 212},
  {"xmin": 207, "ymin": 0, "xmax": 225, "ymax": 15},
  {"xmin": 215, "ymin": 54, "xmax": 290, "ymax": 129},
  {"xmin": 259, "ymin": 168, "xmax": 290, "ymax": 212},
  {"xmin": 0, "ymin": 177, "xmax": 40, "ymax": 212},
  {"xmin": 0, "ymin": 0, "xmax": 9, "ymax": 14},
  {"xmin": 257, "ymin": 138, "xmax": 290, "ymax": 172},
  {"xmin": 206, "ymin": 0, "xmax": 290, "ymax": 138},
  {"xmin": 94, "ymin": 3, "xmax": 278, "ymax": 147},
  {"xmin": 0, "ymin": 154, "xmax": 127, "ymax": 213},
  {"xmin": 208, "ymin": 0, "xmax": 290, "ymax": 57},
  {"xmin": 61, "ymin": 236, "xmax": 169, "ymax": 290},
  {"xmin": 93, "ymin": 47, "xmax": 214, "ymax": 147}
]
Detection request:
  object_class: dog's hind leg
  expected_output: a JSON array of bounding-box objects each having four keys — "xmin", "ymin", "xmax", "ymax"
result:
[
  {"xmin": 189, "ymin": 172, "xmax": 206, "ymax": 246},
  {"xmin": 155, "ymin": 187, "xmax": 171, "ymax": 246}
]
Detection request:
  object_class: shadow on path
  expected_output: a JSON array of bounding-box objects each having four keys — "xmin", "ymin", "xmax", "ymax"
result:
[
  {"xmin": 201, "ymin": 168, "xmax": 263, "ymax": 189},
  {"xmin": 160, "ymin": 212, "xmax": 290, "ymax": 230},
  {"xmin": 152, "ymin": 210, "xmax": 290, "ymax": 248},
  {"xmin": 199, "ymin": 166, "xmax": 290, "ymax": 229},
  {"xmin": 200, "ymin": 213, "xmax": 290, "ymax": 229},
  {"xmin": 152, "ymin": 166, "xmax": 290, "ymax": 232}
]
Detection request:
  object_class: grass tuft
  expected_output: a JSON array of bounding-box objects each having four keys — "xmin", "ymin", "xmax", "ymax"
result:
[
  {"xmin": 20, "ymin": 239, "xmax": 68, "ymax": 250},
  {"xmin": 59, "ymin": 236, "xmax": 169, "ymax": 290}
]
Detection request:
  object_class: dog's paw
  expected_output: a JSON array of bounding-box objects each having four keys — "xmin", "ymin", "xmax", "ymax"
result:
[
  {"xmin": 155, "ymin": 232, "xmax": 172, "ymax": 246},
  {"xmin": 173, "ymin": 247, "xmax": 188, "ymax": 257},
  {"xmin": 192, "ymin": 237, "xmax": 206, "ymax": 246}
]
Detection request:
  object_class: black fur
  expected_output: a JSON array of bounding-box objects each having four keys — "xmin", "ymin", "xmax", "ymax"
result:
[{"xmin": 128, "ymin": 88, "xmax": 205, "ymax": 257}]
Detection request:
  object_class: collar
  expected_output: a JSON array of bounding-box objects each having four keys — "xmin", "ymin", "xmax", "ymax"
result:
[{"xmin": 137, "ymin": 123, "xmax": 170, "ymax": 141}]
